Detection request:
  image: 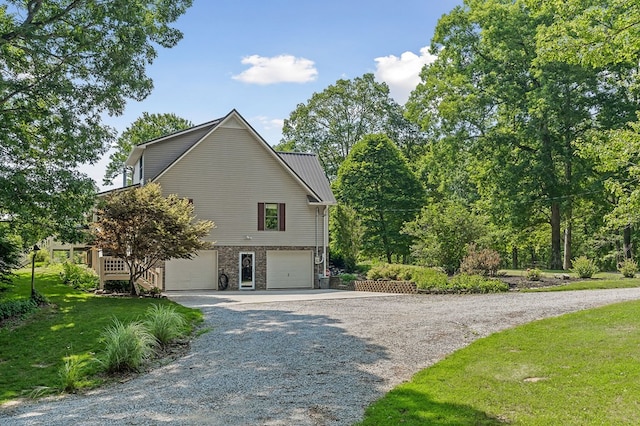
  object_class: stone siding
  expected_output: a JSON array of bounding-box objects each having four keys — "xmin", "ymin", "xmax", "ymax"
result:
[{"xmin": 217, "ymin": 246, "xmax": 321, "ymax": 290}]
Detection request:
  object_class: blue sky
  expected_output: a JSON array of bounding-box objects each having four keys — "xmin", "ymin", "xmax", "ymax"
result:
[{"xmin": 92, "ymin": 0, "xmax": 463, "ymax": 190}]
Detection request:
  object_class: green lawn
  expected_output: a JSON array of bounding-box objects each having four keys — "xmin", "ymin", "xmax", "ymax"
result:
[
  {"xmin": 358, "ymin": 300, "xmax": 640, "ymax": 425},
  {"xmin": 0, "ymin": 268, "xmax": 202, "ymax": 403},
  {"xmin": 524, "ymin": 277, "xmax": 640, "ymax": 292},
  {"xmin": 500, "ymin": 269, "xmax": 623, "ymax": 280}
]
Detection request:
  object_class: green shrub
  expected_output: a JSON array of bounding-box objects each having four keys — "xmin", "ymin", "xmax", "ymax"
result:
[
  {"xmin": 99, "ymin": 319, "xmax": 157, "ymax": 373},
  {"xmin": 459, "ymin": 244, "xmax": 501, "ymax": 276},
  {"xmin": 61, "ymin": 262, "xmax": 99, "ymax": 291},
  {"xmin": 338, "ymin": 273, "xmax": 358, "ymax": 285},
  {"xmin": 366, "ymin": 263, "xmax": 449, "ymax": 290},
  {"xmin": 447, "ymin": 274, "xmax": 509, "ymax": 294},
  {"xmin": 367, "ymin": 264, "xmax": 417, "ymax": 281},
  {"xmin": 144, "ymin": 304, "xmax": 187, "ymax": 347},
  {"xmin": 412, "ymin": 268, "xmax": 449, "ymax": 290},
  {"xmin": 31, "ymin": 249, "xmax": 51, "ymax": 264},
  {"xmin": 104, "ymin": 280, "xmax": 129, "ymax": 293},
  {"xmin": 618, "ymin": 259, "xmax": 638, "ymax": 278},
  {"xmin": 0, "ymin": 229, "xmax": 21, "ymax": 285},
  {"xmin": 0, "ymin": 298, "xmax": 37, "ymax": 321},
  {"xmin": 572, "ymin": 256, "xmax": 599, "ymax": 278},
  {"xmin": 526, "ymin": 268, "xmax": 542, "ymax": 281}
]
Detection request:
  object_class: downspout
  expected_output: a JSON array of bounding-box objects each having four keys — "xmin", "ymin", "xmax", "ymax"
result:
[
  {"xmin": 323, "ymin": 205, "xmax": 329, "ymax": 277},
  {"xmin": 315, "ymin": 207, "xmax": 319, "ymax": 264}
]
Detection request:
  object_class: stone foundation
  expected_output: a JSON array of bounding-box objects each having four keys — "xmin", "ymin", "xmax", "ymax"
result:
[{"xmin": 217, "ymin": 246, "xmax": 321, "ymax": 290}]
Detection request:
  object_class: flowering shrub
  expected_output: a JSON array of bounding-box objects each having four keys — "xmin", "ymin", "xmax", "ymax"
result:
[{"xmin": 460, "ymin": 244, "xmax": 501, "ymax": 276}]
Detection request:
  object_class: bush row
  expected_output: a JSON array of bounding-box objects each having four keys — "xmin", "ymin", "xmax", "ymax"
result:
[
  {"xmin": 0, "ymin": 291, "xmax": 48, "ymax": 322},
  {"xmin": 366, "ymin": 264, "xmax": 508, "ymax": 294}
]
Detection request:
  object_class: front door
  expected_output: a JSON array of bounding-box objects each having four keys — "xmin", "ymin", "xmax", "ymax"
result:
[{"xmin": 239, "ymin": 252, "xmax": 255, "ymax": 290}]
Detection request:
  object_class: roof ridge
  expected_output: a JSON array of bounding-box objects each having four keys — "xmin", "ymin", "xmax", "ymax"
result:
[{"xmin": 135, "ymin": 117, "xmax": 223, "ymax": 147}]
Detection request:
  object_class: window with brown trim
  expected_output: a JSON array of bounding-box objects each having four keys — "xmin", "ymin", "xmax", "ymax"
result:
[{"xmin": 258, "ymin": 202, "xmax": 285, "ymax": 231}]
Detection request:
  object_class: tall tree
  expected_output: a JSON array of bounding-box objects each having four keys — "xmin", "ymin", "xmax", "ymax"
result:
[
  {"xmin": 92, "ymin": 183, "xmax": 213, "ymax": 295},
  {"xmin": 104, "ymin": 113, "xmax": 193, "ymax": 185},
  {"xmin": 279, "ymin": 73, "xmax": 424, "ymax": 180},
  {"xmin": 407, "ymin": 0, "xmax": 636, "ymax": 269},
  {"xmin": 0, "ymin": 0, "xmax": 193, "ymax": 242},
  {"xmin": 334, "ymin": 134, "xmax": 424, "ymax": 263},
  {"xmin": 329, "ymin": 204, "xmax": 363, "ymax": 272},
  {"xmin": 535, "ymin": 0, "xmax": 640, "ymax": 261}
]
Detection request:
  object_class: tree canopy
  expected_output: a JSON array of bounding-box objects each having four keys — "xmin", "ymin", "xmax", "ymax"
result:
[
  {"xmin": 279, "ymin": 73, "xmax": 424, "ymax": 180},
  {"xmin": 104, "ymin": 113, "xmax": 193, "ymax": 185},
  {"xmin": 0, "ymin": 0, "xmax": 193, "ymax": 243},
  {"xmin": 406, "ymin": 0, "xmax": 637, "ymax": 269},
  {"xmin": 334, "ymin": 134, "xmax": 424, "ymax": 263},
  {"xmin": 92, "ymin": 183, "xmax": 213, "ymax": 295}
]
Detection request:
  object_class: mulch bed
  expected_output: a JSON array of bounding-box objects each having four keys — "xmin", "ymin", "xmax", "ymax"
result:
[{"xmin": 497, "ymin": 274, "xmax": 575, "ymax": 290}]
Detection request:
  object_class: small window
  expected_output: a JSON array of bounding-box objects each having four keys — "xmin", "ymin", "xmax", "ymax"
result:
[
  {"xmin": 258, "ymin": 202, "xmax": 285, "ymax": 231},
  {"xmin": 265, "ymin": 203, "xmax": 278, "ymax": 230}
]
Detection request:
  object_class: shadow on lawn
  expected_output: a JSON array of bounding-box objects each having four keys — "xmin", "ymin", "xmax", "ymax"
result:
[{"xmin": 359, "ymin": 387, "xmax": 508, "ymax": 425}]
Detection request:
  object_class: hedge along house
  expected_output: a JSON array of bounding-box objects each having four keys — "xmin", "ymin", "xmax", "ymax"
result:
[{"xmin": 122, "ymin": 109, "xmax": 336, "ymax": 291}]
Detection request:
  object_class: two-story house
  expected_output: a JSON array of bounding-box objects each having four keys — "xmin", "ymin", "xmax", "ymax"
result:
[{"xmin": 119, "ymin": 109, "xmax": 335, "ymax": 291}]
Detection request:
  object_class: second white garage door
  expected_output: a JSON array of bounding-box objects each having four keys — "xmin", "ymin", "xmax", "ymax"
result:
[
  {"xmin": 165, "ymin": 250, "xmax": 218, "ymax": 290},
  {"xmin": 266, "ymin": 250, "xmax": 313, "ymax": 289}
]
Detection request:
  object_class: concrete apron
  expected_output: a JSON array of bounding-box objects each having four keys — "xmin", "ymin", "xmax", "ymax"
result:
[{"xmin": 164, "ymin": 289, "xmax": 399, "ymax": 308}]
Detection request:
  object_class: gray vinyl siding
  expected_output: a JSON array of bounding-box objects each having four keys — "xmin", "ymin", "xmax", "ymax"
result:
[
  {"xmin": 142, "ymin": 125, "xmax": 215, "ymax": 182},
  {"xmin": 156, "ymin": 125, "xmax": 324, "ymax": 247}
]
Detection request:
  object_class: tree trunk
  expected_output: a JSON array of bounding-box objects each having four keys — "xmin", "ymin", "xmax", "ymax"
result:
[
  {"xmin": 624, "ymin": 225, "xmax": 633, "ymax": 259},
  {"xmin": 512, "ymin": 246, "xmax": 518, "ymax": 269},
  {"xmin": 563, "ymin": 225, "xmax": 572, "ymax": 270},
  {"xmin": 550, "ymin": 202, "xmax": 562, "ymax": 270},
  {"xmin": 129, "ymin": 276, "xmax": 138, "ymax": 296}
]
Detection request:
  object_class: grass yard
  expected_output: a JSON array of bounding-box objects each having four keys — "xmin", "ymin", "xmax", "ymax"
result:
[
  {"xmin": 0, "ymin": 268, "xmax": 202, "ymax": 403},
  {"xmin": 358, "ymin": 299, "xmax": 640, "ymax": 425},
  {"xmin": 524, "ymin": 277, "xmax": 640, "ymax": 292}
]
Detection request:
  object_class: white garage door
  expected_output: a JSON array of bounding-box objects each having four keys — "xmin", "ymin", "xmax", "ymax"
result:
[
  {"xmin": 165, "ymin": 250, "xmax": 217, "ymax": 290},
  {"xmin": 267, "ymin": 250, "xmax": 313, "ymax": 289}
]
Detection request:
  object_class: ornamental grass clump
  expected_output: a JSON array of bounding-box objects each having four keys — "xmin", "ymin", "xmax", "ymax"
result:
[
  {"xmin": 144, "ymin": 304, "xmax": 187, "ymax": 347},
  {"xmin": 99, "ymin": 319, "xmax": 157, "ymax": 373},
  {"xmin": 59, "ymin": 356, "xmax": 89, "ymax": 393},
  {"xmin": 618, "ymin": 259, "xmax": 638, "ymax": 278},
  {"xmin": 571, "ymin": 256, "xmax": 599, "ymax": 279}
]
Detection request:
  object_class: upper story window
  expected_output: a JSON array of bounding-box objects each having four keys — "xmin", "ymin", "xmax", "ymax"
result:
[{"xmin": 258, "ymin": 202, "xmax": 285, "ymax": 231}]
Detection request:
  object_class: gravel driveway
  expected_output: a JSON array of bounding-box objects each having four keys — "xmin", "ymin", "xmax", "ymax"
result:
[{"xmin": 2, "ymin": 288, "xmax": 640, "ymax": 425}]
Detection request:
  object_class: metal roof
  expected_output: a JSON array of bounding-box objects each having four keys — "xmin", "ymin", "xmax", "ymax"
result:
[{"xmin": 278, "ymin": 152, "xmax": 337, "ymax": 205}]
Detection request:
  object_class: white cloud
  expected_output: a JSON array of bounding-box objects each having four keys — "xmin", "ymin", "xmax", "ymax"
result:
[
  {"xmin": 233, "ymin": 55, "xmax": 318, "ymax": 85},
  {"xmin": 374, "ymin": 46, "xmax": 437, "ymax": 104},
  {"xmin": 255, "ymin": 115, "xmax": 284, "ymax": 131}
]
